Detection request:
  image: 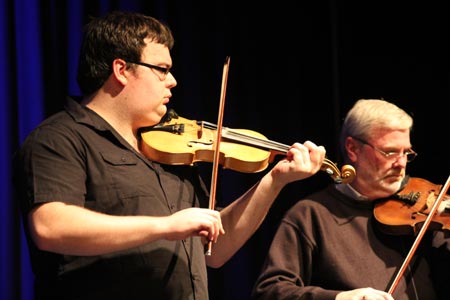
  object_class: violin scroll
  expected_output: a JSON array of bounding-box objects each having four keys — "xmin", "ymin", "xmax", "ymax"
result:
[{"xmin": 321, "ymin": 159, "xmax": 356, "ymax": 184}]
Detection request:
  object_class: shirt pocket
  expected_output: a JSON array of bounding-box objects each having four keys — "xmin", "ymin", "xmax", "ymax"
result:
[{"xmin": 100, "ymin": 151, "xmax": 144, "ymax": 199}]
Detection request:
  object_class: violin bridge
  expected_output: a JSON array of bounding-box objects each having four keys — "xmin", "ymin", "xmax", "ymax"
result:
[{"xmin": 197, "ymin": 121, "xmax": 204, "ymax": 139}]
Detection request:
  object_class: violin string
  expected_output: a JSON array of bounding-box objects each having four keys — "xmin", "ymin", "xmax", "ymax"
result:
[
  {"xmin": 201, "ymin": 121, "xmax": 289, "ymax": 152},
  {"xmin": 223, "ymin": 128, "xmax": 290, "ymax": 153}
]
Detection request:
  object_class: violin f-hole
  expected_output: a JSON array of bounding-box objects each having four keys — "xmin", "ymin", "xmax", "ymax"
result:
[{"xmin": 187, "ymin": 140, "xmax": 214, "ymax": 147}]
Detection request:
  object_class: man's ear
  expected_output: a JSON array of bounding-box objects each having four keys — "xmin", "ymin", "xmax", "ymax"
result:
[
  {"xmin": 346, "ymin": 136, "xmax": 359, "ymax": 162},
  {"xmin": 111, "ymin": 58, "xmax": 129, "ymax": 85}
]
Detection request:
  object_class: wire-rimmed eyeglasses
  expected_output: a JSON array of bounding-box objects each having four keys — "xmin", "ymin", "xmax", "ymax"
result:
[
  {"xmin": 352, "ymin": 136, "xmax": 418, "ymax": 162},
  {"xmin": 127, "ymin": 61, "xmax": 171, "ymax": 80}
]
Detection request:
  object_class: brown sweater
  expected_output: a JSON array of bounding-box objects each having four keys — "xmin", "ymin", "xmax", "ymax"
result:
[{"xmin": 251, "ymin": 185, "xmax": 450, "ymax": 300}]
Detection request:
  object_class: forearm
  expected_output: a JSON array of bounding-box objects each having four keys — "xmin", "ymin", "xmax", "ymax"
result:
[
  {"xmin": 29, "ymin": 201, "xmax": 169, "ymax": 256},
  {"xmin": 206, "ymin": 141, "xmax": 325, "ymax": 267}
]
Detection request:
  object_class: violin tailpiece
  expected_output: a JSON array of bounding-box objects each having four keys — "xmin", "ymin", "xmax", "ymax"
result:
[
  {"xmin": 393, "ymin": 192, "xmax": 421, "ymax": 205},
  {"xmin": 151, "ymin": 124, "xmax": 185, "ymax": 134}
]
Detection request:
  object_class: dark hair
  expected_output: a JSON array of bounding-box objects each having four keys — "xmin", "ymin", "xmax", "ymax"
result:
[{"xmin": 76, "ymin": 11, "xmax": 174, "ymax": 95}]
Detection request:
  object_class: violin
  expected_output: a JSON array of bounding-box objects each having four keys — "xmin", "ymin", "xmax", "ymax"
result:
[
  {"xmin": 373, "ymin": 175, "xmax": 450, "ymax": 295},
  {"xmin": 139, "ymin": 109, "xmax": 356, "ymax": 184},
  {"xmin": 373, "ymin": 176, "xmax": 450, "ymax": 235}
]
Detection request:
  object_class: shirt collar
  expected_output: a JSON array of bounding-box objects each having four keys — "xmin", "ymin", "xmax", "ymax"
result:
[{"xmin": 335, "ymin": 183, "xmax": 369, "ymax": 201}]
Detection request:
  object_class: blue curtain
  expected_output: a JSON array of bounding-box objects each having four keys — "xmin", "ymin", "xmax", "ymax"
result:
[{"xmin": 2, "ymin": 1, "xmax": 450, "ymax": 300}]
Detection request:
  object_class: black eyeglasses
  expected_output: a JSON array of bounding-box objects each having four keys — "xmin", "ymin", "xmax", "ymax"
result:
[
  {"xmin": 352, "ymin": 136, "xmax": 418, "ymax": 162},
  {"xmin": 127, "ymin": 61, "xmax": 171, "ymax": 80}
]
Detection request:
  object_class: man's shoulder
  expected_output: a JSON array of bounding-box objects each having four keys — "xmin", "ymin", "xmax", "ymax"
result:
[{"xmin": 286, "ymin": 184, "xmax": 355, "ymax": 216}]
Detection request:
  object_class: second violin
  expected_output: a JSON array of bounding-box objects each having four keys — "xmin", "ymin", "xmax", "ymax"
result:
[
  {"xmin": 139, "ymin": 109, "xmax": 356, "ymax": 184},
  {"xmin": 374, "ymin": 176, "xmax": 450, "ymax": 235}
]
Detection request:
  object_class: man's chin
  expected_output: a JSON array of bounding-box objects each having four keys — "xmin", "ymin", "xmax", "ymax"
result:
[
  {"xmin": 159, "ymin": 106, "xmax": 167, "ymax": 117},
  {"xmin": 382, "ymin": 176, "xmax": 404, "ymax": 192}
]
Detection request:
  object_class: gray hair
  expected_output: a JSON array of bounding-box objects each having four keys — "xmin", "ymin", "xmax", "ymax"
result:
[{"xmin": 339, "ymin": 99, "xmax": 413, "ymax": 162}]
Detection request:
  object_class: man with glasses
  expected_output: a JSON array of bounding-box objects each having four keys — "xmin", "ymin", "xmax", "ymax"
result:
[
  {"xmin": 252, "ymin": 99, "xmax": 450, "ymax": 300},
  {"xmin": 13, "ymin": 11, "xmax": 326, "ymax": 300},
  {"xmin": 351, "ymin": 136, "xmax": 417, "ymax": 164}
]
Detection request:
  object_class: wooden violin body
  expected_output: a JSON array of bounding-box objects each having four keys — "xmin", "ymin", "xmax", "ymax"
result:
[
  {"xmin": 140, "ymin": 114, "xmax": 272, "ymax": 173},
  {"xmin": 374, "ymin": 177, "xmax": 450, "ymax": 235},
  {"xmin": 139, "ymin": 109, "xmax": 356, "ymax": 184},
  {"xmin": 376, "ymin": 175, "xmax": 450, "ymax": 295}
]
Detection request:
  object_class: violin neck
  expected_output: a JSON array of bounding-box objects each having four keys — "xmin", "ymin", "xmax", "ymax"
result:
[
  {"xmin": 201, "ymin": 121, "xmax": 289, "ymax": 153},
  {"xmin": 224, "ymin": 128, "xmax": 289, "ymax": 153}
]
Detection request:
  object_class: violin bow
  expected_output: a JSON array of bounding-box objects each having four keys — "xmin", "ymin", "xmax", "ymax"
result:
[
  {"xmin": 388, "ymin": 174, "xmax": 450, "ymax": 295},
  {"xmin": 205, "ymin": 56, "xmax": 231, "ymax": 256}
]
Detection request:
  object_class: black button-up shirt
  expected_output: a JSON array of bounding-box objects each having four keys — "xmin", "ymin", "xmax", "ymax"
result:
[{"xmin": 14, "ymin": 97, "xmax": 210, "ymax": 300}]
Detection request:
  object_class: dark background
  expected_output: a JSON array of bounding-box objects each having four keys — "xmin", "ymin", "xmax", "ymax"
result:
[{"xmin": 2, "ymin": 1, "xmax": 449, "ymax": 299}]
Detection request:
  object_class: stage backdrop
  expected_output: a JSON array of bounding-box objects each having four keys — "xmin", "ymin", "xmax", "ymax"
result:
[{"xmin": 2, "ymin": 1, "xmax": 449, "ymax": 299}]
